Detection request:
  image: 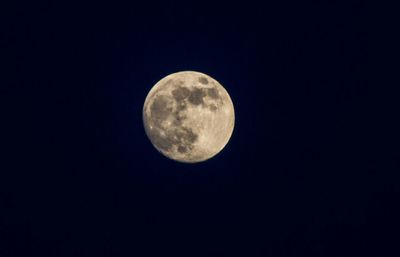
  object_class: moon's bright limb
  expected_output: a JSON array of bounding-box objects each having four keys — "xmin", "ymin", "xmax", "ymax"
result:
[{"xmin": 143, "ymin": 71, "xmax": 235, "ymax": 163}]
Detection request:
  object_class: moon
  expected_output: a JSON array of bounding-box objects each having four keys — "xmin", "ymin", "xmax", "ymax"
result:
[{"xmin": 143, "ymin": 71, "xmax": 235, "ymax": 163}]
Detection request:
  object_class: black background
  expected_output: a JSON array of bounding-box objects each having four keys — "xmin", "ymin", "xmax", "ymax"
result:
[{"xmin": 1, "ymin": 1, "xmax": 399, "ymax": 256}]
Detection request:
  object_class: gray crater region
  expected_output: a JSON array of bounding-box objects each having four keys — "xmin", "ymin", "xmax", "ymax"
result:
[{"xmin": 143, "ymin": 71, "xmax": 235, "ymax": 163}]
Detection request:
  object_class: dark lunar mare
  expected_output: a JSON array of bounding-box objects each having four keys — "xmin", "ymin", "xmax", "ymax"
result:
[
  {"xmin": 173, "ymin": 84, "xmax": 221, "ymax": 113},
  {"xmin": 188, "ymin": 87, "xmax": 206, "ymax": 106},
  {"xmin": 198, "ymin": 76, "xmax": 208, "ymax": 84}
]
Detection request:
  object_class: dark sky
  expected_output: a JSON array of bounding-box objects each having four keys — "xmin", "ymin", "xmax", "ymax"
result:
[{"xmin": 1, "ymin": 1, "xmax": 398, "ymax": 256}]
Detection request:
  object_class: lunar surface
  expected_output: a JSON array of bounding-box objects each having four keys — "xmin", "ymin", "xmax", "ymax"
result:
[{"xmin": 143, "ymin": 71, "xmax": 235, "ymax": 163}]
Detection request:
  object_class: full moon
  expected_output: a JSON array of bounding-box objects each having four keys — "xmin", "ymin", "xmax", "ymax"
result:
[{"xmin": 143, "ymin": 71, "xmax": 235, "ymax": 163}]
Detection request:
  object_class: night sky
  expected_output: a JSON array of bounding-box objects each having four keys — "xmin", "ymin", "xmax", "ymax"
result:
[{"xmin": 1, "ymin": 1, "xmax": 399, "ymax": 256}]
